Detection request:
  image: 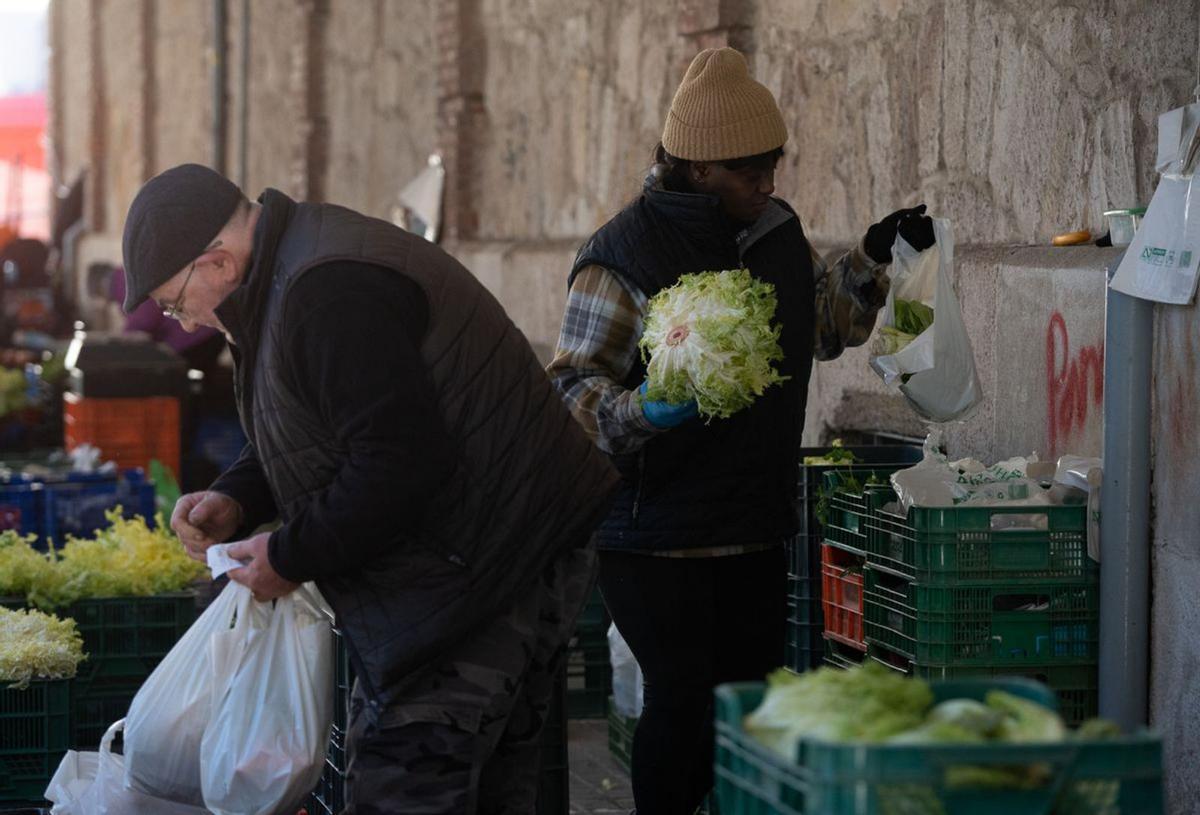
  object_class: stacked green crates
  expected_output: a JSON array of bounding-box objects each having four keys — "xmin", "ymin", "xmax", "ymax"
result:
[
  {"xmin": 862, "ymin": 491, "xmax": 1100, "ymax": 724},
  {"xmin": 786, "ymin": 446, "xmax": 920, "ymax": 673},
  {"xmin": 713, "ymin": 679, "xmax": 1164, "ymax": 815},
  {"xmin": 567, "ymin": 586, "xmax": 611, "ymax": 718}
]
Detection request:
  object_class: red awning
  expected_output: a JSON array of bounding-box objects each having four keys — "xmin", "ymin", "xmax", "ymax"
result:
[{"xmin": 0, "ymin": 93, "xmax": 46, "ymax": 170}]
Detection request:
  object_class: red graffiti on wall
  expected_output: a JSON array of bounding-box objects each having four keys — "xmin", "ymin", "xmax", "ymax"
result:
[{"xmin": 1046, "ymin": 312, "xmax": 1104, "ymax": 456}]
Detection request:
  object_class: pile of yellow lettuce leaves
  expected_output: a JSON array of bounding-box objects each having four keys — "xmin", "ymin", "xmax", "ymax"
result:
[
  {"xmin": 746, "ymin": 662, "xmax": 1122, "ymax": 792},
  {"xmin": 0, "ymin": 606, "xmax": 85, "ymax": 687},
  {"xmin": 0, "ymin": 510, "xmax": 205, "ymax": 610}
]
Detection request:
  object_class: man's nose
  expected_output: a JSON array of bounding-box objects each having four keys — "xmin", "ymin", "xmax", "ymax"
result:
[{"xmin": 760, "ymin": 172, "xmax": 775, "ymax": 196}]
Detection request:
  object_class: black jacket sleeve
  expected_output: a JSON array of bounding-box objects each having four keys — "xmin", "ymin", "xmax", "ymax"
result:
[
  {"xmin": 264, "ymin": 262, "xmax": 455, "ymax": 583},
  {"xmin": 209, "ymin": 443, "xmax": 279, "ymax": 540}
]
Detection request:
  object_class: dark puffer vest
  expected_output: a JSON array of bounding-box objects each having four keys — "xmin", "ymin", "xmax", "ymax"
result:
[
  {"xmin": 570, "ymin": 177, "xmax": 815, "ymax": 551},
  {"xmin": 218, "ymin": 190, "xmax": 618, "ymax": 714}
]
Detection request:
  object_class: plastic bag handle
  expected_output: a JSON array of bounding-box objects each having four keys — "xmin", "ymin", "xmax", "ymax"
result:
[{"xmin": 99, "ymin": 718, "xmax": 124, "ymax": 754}]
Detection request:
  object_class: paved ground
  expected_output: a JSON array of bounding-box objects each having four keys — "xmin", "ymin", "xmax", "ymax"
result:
[{"xmin": 567, "ymin": 719, "xmax": 634, "ymax": 814}]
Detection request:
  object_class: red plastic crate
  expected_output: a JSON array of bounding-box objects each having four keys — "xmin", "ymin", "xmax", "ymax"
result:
[
  {"xmin": 821, "ymin": 543, "xmax": 865, "ymax": 651},
  {"xmin": 63, "ymin": 393, "xmax": 181, "ymax": 476}
]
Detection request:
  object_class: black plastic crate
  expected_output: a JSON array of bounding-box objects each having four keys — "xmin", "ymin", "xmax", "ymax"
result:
[
  {"xmin": 783, "ymin": 574, "xmax": 821, "ymax": 673},
  {"xmin": 822, "ymin": 635, "xmax": 866, "ymax": 670},
  {"xmin": 70, "ymin": 682, "xmax": 136, "ymax": 750},
  {"xmin": 606, "ymin": 696, "xmax": 637, "ymax": 774},
  {"xmin": 567, "ymin": 591, "xmax": 611, "ymax": 719},
  {"xmin": 304, "ymin": 729, "xmax": 347, "ymax": 815},
  {"xmin": 68, "ymin": 592, "xmax": 196, "ymax": 672},
  {"xmin": 0, "ymin": 680, "xmax": 70, "ymax": 804}
]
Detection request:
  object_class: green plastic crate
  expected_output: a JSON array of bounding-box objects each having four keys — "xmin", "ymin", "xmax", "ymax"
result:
[
  {"xmin": 793, "ymin": 447, "xmax": 922, "ymax": 577},
  {"xmin": 863, "ymin": 568, "xmax": 1098, "ymax": 667},
  {"xmin": 867, "ymin": 646, "xmax": 1099, "ymax": 727},
  {"xmin": 0, "ymin": 680, "xmax": 70, "ymax": 803},
  {"xmin": 866, "ymin": 495, "xmax": 1094, "ymax": 584},
  {"xmin": 714, "ymin": 678, "xmax": 1162, "ymax": 815},
  {"xmin": 821, "ymin": 472, "xmax": 894, "ymax": 557},
  {"xmin": 607, "ymin": 696, "xmax": 637, "ymax": 773}
]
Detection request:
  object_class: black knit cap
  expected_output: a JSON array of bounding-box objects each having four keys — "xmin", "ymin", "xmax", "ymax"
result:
[{"xmin": 121, "ymin": 163, "xmax": 243, "ymax": 313}]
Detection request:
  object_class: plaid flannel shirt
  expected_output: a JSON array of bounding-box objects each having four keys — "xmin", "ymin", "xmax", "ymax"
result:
[{"xmin": 547, "ymin": 233, "xmax": 889, "ymax": 456}]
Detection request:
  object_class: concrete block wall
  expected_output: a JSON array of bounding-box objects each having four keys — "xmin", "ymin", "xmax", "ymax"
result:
[
  {"xmin": 1151, "ymin": 298, "xmax": 1200, "ymax": 812},
  {"xmin": 751, "ymin": 0, "xmax": 1193, "ymax": 246}
]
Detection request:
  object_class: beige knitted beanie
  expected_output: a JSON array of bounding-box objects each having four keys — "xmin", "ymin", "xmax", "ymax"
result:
[{"xmin": 661, "ymin": 47, "xmax": 788, "ymax": 162}]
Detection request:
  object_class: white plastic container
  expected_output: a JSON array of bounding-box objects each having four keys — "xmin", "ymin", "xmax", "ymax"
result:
[{"xmin": 1104, "ymin": 207, "xmax": 1146, "ymax": 246}]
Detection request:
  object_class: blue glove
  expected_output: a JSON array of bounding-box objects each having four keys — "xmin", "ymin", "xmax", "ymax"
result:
[{"xmin": 638, "ymin": 381, "xmax": 698, "ymax": 429}]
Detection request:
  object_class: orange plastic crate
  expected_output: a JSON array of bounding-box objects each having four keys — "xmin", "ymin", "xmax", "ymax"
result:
[
  {"xmin": 821, "ymin": 543, "xmax": 866, "ymax": 651},
  {"xmin": 63, "ymin": 393, "xmax": 181, "ymax": 476}
]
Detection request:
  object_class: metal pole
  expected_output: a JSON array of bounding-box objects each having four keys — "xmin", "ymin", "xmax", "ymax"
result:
[
  {"xmin": 211, "ymin": 0, "xmax": 228, "ymax": 175},
  {"xmin": 237, "ymin": 0, "xmax": 249, "ymax": 188},
  {"xmin": 1099, "ymin": 251, "xmax": 1154, "ymax": 729}
]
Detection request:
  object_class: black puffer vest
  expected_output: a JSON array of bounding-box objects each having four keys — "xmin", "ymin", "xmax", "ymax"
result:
[
  {"xmin": 218, "ymin": 190, "xmax": 619, "ymax": 715},
  {"xmin": 570, "ymin": 176, "xmax": 815, "ymax": 551}
]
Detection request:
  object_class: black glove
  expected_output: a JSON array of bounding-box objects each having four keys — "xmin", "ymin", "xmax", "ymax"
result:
[{"xmin": 863, "ymin": 204, "xmax": 935, "ymax": 264}]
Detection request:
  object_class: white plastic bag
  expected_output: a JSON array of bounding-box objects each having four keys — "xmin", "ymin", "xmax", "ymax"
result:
[
  {"xmin": 123, "ymin": 580, "xmax": 246, "ymax": 805},
  {"xmin": 870, "ymin": 219, "xmax": 982, "ymax": 422},
  {"xmin": 45, "ymin": 720, "xmax": 209, "ymax": 815},
  {"xmin": 200, "ymin": 582, "xmax": 333, "ymax": 815},
  {"xmin": 608, "ymin": 623, "xmax": 643, "ymax": 718}
]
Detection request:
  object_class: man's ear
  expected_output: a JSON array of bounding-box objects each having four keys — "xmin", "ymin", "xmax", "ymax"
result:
[{"xmin": 203, "ymin": 246, "xmax": 237, "ymax": 284}]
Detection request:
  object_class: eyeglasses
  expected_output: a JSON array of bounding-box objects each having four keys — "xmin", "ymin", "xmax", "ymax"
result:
[
  {"xmin": 160, "ymin": 240, "xmax": 221, "ymax": 321},
  {"xmin": 161, "ymin": 260, "xmax": 197, "ymax": 320}
]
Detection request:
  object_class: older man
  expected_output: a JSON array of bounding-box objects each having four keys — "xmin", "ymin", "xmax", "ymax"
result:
[{"xmin": 121, "ymin": 163, "xmax": 617, "ymax": 814}]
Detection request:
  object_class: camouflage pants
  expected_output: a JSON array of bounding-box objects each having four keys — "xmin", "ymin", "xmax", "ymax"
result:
[{"xmin": 341, "ymin": 543, "xmax": 596, "ymax": 815}]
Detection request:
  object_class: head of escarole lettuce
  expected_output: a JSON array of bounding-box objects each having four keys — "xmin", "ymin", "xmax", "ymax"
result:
[{"xmin": 639, "ymin": 268, "xmax": 788, "ymax": 420}]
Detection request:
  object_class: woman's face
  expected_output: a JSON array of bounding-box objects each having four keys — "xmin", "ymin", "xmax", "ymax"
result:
[{"xmin": 689, "ymin": 159, "xmax": 777, "ymax": 223}]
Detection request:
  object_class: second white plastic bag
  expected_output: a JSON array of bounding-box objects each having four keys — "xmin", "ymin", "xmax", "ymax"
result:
[
  {"xmin": 607, "ymin": 623, "xmax": 643, "ymax": 718},
  {"xmin": 200, "ymin": 582, "xmax": 333, "ymax": 815},
  {"xmin": 45, "ymin": 720, "xmax": 209, "ymax": 815},
  {"xmin": 123, "ymin": 580, "xmax": 246, "ymax": 805}
]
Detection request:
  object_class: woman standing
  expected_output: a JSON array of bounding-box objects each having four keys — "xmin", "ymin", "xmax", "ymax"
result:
[{"xmin": 548, "ymin": 47, "xmax": 934, "ymax": 814}]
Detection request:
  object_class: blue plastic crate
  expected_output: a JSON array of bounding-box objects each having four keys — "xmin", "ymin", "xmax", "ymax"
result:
[
  {"xmin": 0, "ymin": 482, "xmax": 43, "ymax": 539},
  {"xmin": 40, "ymin": 470, "xmax": 156, "ymax": 545}
]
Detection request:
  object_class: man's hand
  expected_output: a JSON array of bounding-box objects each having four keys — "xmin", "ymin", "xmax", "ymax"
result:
[
  {"xmin": 638, "ymin": 380, "xmax": 699, "ymax": 429},
  {"xmin": 171, "ymin": 491, "xmax": 244, "ymax": 563},
  {"xmin": 863, "ymin": 203, "xmax": 935, "ymax": 264},
  {"xmin": 225, "ymin": 531, "xmax": 300, "ymax": 602}
]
